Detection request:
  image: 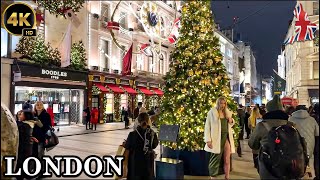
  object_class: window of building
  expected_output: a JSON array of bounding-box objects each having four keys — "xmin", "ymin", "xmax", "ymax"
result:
[
  {"xmin": 220, "ymin": 44, "xmax": 225, "ymax": 54},
  {"xmin": 119, "ymin": 12, "xmax": 127, "ymax": 29},
  {"xmin": 92, "ymin": 96, "xmax": 99, "ymax": 109},
  {"xmin": 1, "ymin": 28, "xmax": 20, "ymax": 57},
  {"xmin": 105, "ymin": 93, "xmax": 113, "ymax": 114},
  {"xmin": 149, "ymin": 55, "xmax": 154, "ymax": 73},
  {"xmin": 137, "ymin": 54, "xmax": 144, "ymax": 71},
  {"xmin": 313, "ymin": 61, "xmax": 319, "ymax": 79},
  {"xmin": 121, "ymin": 94, "xmax": 127, "ymax": 109},
  {"xmin": 159, "ymin": 54, "xmax": 164, "ymax": 74},
  {"xmin": 101, "ymin": 3, "xmax": 109, "ymax": 23},
  {"xmin": 227, "ymin": 49, "xmax": 233, "ymax": 58},
  {"xmin": 313, "ymin": 1, "xmax": 319, "ymax": 15},
  {"xmin": 101, "ymin": 39, "xmax": 110, "ymax": 71},
  {"xmin": 137, "ymin": 95, "xmax": 143, "ymax": 103}
]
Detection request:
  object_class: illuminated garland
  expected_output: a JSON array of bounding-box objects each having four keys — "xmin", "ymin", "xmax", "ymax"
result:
[
  {"xmin": 114, "ymin": 94, "xmax": 121, "ymax": 121},
  {"xmin": 92, "ymin": 86, "xmax": 101, "ymax": 95},
  {"xmin": 36, "ymin": 0, "xmax": 85, "ymax": 18},
  {"xmin": 103, "ymin": 96, "xmax": 108, "ymax": 122}
]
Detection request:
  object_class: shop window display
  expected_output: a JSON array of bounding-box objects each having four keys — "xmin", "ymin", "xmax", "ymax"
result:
[{"xmin": 14, "ymin": 86, "xmax": 83, "ymax": 126}]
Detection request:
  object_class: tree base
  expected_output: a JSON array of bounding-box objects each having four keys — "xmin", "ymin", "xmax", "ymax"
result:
[{"xmin": 162, "ymin": 146, "xmax": 232, "ymax": 176}]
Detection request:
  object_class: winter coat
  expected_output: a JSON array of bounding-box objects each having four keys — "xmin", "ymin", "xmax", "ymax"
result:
[
  {"xmin": 133, "ymin": 107, "xmax": 140, "ymax": 119},
  {"xmin": 237, "ymin": 108, "xmax": 245, "ymax": 126},
  {"xmin": 289, "ymin": 110, "xmax": 319, "ymax": 158},
  {"xmin": 248, "ymin": 110, "xmax": 289, "ymax": 179},
  {"xmin": 33, "ymin": 110, "xmax": 51, "ymax": 143},
  {"xmin": 83, "ymin": 108, "xmax": 91, "ymax": 122},
  {"xmin": 125, "ymin": 126, "xmax": 159, "ymax": 180},
  {"xmin": 46, "ymin": 107, "xmax": 54, "ymax": 127},
  {"xmin": 91, "ymin": 108, "xmax": 99, "ymax": 124},
  {"xmin": 204, "ymin": 107, "xmax": 236, "ymax": 154}
]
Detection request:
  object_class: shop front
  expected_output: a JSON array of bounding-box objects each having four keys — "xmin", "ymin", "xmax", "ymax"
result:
[
  {"xmin": 308, "ymin": 89, "xmax": 319, "ymax": 105},
  {"xmin": 88, "ymin": 74, "xmax": 164, "ymax": 123},
  {"xmin": 11, "ymin": 61, "xmax": 88, "ymax": 126}
]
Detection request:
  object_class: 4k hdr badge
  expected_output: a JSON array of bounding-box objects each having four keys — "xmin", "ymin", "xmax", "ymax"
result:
[{"xmin": 2, "ymin": 2, "xmax": 36, "ymax": 36}]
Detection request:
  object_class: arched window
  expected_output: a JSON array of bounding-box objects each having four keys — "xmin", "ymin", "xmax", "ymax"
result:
[
  {"xmin": 159, "ymin": 54, "xmax": 164, "ymax": 74},
  {"xmin": 148, "ymin": 51, "xmax": 154, "ymax": 73}
]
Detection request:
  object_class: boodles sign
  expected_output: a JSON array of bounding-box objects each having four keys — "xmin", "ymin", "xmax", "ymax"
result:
[{"xmin": 41, "ymin": 69, "xmax": 68, "ymax": 80}]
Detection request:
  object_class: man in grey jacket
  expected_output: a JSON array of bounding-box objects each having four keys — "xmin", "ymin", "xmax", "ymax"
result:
[
  {"xmin": 289, "ymin": 105, "xmax": 319, "ymax": 179},
  {"xmin": 248, "ymin": 95, "xmax": 289, "ymax": 179}
]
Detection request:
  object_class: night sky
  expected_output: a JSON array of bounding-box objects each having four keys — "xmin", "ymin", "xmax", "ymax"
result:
[{"xmin": 211, "ymin": 1, "xmax": 296, "ymax": 76}]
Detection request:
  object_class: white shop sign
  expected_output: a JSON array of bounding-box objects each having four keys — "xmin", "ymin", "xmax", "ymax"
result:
[{"xmin": 41, "ymin": 69, "xmax": 68, "ymax": 80}]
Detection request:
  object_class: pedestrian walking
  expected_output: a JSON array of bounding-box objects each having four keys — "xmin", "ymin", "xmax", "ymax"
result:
[
  {"xmin": 124, "ymin": 112, "xmax": 159, "ymax": 180},
  {"xmin": 123, "ymin": 107, "xmax": 129, "ymax": 129},
  {"xmin": 33, "ymin": 101, "xmax": 51, "ymax": 159},
  {"xmin": 248, "ymin": 95, "xmax": 300, "ymax": 179},
  {"xmin": 310, "ymin": 103, "xmax": 319, "ymax": 179},
  {"xmin": 244, "ymin": 106, "xmax": 251, "ymax": 139},
  {"xmin": 133, "ymin": 102, "xmax": 143, "ymax": 119},
  {"xmin": 236, "ymin": 104, "xmax": 245, "ymax": 157},
  {"xmin": 204, "ymin": 97, "xmax": 235, "ymax": 180},
  {"xmin": 91, "ymin": 107, "xmax": 99, "ymax": 130},
  {"xmin": 83, "ymin": 107, "xmax": 91, "ymax": 130},
  {"xmin": 289, "ymin": 105, "xmax": 319, "ymax": 179},
  {"xmin": 249, "ymin": 106, "xmax": 262, "ymax": 171},
  {"xmin": 15, "ymin": 110, "xmax": 42, "ymax": 180}
]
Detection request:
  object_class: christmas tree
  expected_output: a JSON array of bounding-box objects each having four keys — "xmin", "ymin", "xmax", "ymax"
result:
[
  {"xmin": 47, "ymin": 43, "xmax": 61, "ymax": 67},
  {"xmin": 70, "ymin": 41, "xmax": 87, "ymax": 70},
  {"xmin": 159, "ymin": 1, "xmax": 240, "ymax": 151},
  {"xmin": 30, "ymin": 35, "xmax": 50, "ymax": 64},
  {"xmin": 15, "ymin": 36, "xmax": 35, "ymax": 59}
]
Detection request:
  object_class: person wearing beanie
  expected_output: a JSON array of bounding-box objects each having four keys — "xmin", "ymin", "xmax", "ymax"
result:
[{"xmin": 248, "ymin": 95, "xmax": 290, "ymax": 179}]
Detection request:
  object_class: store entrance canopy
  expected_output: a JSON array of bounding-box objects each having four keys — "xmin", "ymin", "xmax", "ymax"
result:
[
  {"xmin": 105, "ymin": 84, "xmax": 124, "ymax": 94},
  {"xmin": 121, "ymin": 85, "xmax": 138, "ymax": 95},
  {"xmin": 151, "ymin": 88, "xmax": 164, "ymax": 96},
  {"xmin": 137, "ymin": 87, "xmax": 154, "ymax": 96},
  {"xmin": 94, "ymin": 83, "xmax": 109, "ymax": 93}
]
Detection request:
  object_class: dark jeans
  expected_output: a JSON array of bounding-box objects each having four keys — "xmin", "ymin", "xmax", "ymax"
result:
[
  {"xmin": 253, "ymin": 154, "xmax": 259, "ymax": 172},
  {"xmin": 244, "ymin": 120, "xmax": 251, "ymax": 138},
  {"xmin": 124, "ymin": 117, "xmax": 129, "ymax": 127}
]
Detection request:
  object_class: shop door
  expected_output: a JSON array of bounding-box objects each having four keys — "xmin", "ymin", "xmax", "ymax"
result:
[{"xmin": 92, "ymin": 95, "xmax": 100, "ymax": 122}]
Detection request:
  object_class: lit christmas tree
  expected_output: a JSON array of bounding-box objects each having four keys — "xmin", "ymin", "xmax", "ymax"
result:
[
  {"xmin": 159, "ymin": 1, "xmax": 240, "ymax": 151},
  {"xmin": 29, "ymin": 35, "xmax": 49, "ymax": 64},
  {"xmin": 47, "ymin": 43, "xmax": 61, "ymax": 67},
  {"xmin": 36, "ymin": 0, "xmax": 85, "ymax": 18},
  {"xmin": 15, "ymin": 36, "xmax": 35, "ymax": 59},
  {"xmin": 70, "ymin": 41, "xmax": 87, "ymax": 70}
]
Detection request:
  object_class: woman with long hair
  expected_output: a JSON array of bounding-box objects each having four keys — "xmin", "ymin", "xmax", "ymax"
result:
[
  {"xmin": 249, "ymin": 106, "xmax": 262, "ymax": 172},
  {"xmin": 124, "ymin": 112, "xmax": 159, "ymax": 180},
  {"xmin": 33, "ymin": 101, "xmax": 52, "ymax": 159},
  {"xmin": 204, "ymin": 97, "xmax": 235, "ymax": 180}
]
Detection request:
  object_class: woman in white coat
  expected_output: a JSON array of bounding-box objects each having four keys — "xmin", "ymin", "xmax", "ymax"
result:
[{"xmin": 204, "ymin": 97, "xmax": 235, "ymax": 179}]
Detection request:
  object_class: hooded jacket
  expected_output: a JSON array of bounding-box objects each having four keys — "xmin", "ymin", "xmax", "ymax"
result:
[{"xmin": 289, "ymin": 110, "xmax": 319, "ymax": 157}]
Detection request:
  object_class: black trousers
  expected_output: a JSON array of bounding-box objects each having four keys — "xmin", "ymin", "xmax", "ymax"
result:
[
  {"xmin": 92, "ymin": 123, "xmax": 97, "ymax": 130},
  {"xmin": 244, "ymin": 119, "xmax": 251, "ymax": 138},
  {"xmin": 86, "ymin": 120, "xmax": 91, "ymax": 130},
  {"xmin": 124, "ymin": 117, "xmax": 129, "ymax": 127}
]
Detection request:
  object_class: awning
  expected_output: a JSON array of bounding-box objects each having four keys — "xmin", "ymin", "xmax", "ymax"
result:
[
  {"xmin": 121, "ymin": 85, "xmax": 138, "ymax": 95},
  {"xmin": 137, "ymin": 87, "xmax": 154, "ymax": 96},
  {"xmin": 151, "ymin": 88, "xmax": 164, "ymax": 96},
  {"xmin": 105, "ymin": 84, "xmax": 124, "ymax": 94},
  {"xmin": 93, "ymin": 83, "xmax": 109, "ymax": 92},
  {"xmin": 308, "ymin": 89, "xmax": 319, "ymax": 98},
  {"xmin": 281, "ymin": 97, "xmax": 293, "ymax": 105}
]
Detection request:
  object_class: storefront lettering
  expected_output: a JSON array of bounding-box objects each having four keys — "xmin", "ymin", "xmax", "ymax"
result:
[{"xmin": 41, "ymin": 69, "xmax": 68, "ymax": 80}]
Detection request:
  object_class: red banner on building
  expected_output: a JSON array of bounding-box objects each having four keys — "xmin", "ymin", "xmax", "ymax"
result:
[{"xmin": 122, "ymin": 44, "xmax": 133, "ymax": 76}]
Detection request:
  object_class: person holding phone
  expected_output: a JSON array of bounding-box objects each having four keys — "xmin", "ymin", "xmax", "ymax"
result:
[{"xmin": 204, "ymin": 97, "xmax": 235, "ymax": 180}]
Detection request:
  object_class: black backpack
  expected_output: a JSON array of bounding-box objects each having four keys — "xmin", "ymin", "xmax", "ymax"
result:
[{"xmin": 260, "ymin": 121, "xmax": 309, "ymax": 179}]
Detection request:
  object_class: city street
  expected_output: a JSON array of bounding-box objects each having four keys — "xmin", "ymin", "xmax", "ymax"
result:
[{"xmin": 46, "ymin": 123, "xmax": 259, "ymax": 179}]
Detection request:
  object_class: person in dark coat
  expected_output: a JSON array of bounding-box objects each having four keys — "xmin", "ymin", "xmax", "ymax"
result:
[
  {"xmin": 22, "ymin": 100, "xmax": 32, "ymax": 111},
  {"xmin": 125, "ymin": 112, "xmax": 159, "ymax": 180},
  {"xmin": 244, "ymin": 106, "xmax": 251, "ymax": 139},
  {"xmin": 122, "ymin": 107, "xmax": 130, "ymax": 129},
  {"xmin": 16, "ymin": 110, "xmax": 42, "ymax": 180},
  {"xmin": 236, "ymin": 104, "xmax": 245, "ymax": 157},
  {"xmin": 248, "ymin": 95, "xmax": 289, "ymax": 179},
  {"xmin": 133, "ymin": 102, "xmax": 143, "ymax": 119},
  {"xmin": 83, "ymin": 107, "xmax": 91, "ymax": 130},
  {"xmin": 33, "ymin": 101, "xmax": 51, "ymax": 159},
  {"xmin": 310, "ymin": 103, "xmax": 319, "ymax": 179}
]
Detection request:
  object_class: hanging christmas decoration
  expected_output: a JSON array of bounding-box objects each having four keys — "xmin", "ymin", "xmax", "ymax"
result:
[
  {"xmin": 35, "ymin": 8, "xmax": 44, "ymax": 27},
  {"xmin": 36, "ymin": 0, "xmax": 85, "ymax": 18}
]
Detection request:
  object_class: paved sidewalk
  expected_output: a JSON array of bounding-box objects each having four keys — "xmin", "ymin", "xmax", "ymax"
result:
[
  {"xmin": 54, "ymin": 122, "xmax": 126, "ymax": 137},
  {"xmin": 46, "ymin": 125, "xmax": 259, "ymax": 179}
]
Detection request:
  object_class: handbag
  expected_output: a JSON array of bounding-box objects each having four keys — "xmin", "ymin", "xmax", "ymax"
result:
[
  {"xmin": 114, "ymin": 140, "xmax": 128, "ymax": 179},
  {"xmin": 44, "ymin": 128, "xmax": 59, "ymax": 149}
]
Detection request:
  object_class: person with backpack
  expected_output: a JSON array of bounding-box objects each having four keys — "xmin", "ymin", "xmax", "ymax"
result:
[
  {"xmin": 124, "ymin": 112, "xmax": 159, "ymax": 180},
  {"xmin": 289, "ymin": 105, "xmax": 319, "ymax": 179},
  {"xmin": 248, "ymin": 95, "xmax": 308, "ymax": 179}
]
